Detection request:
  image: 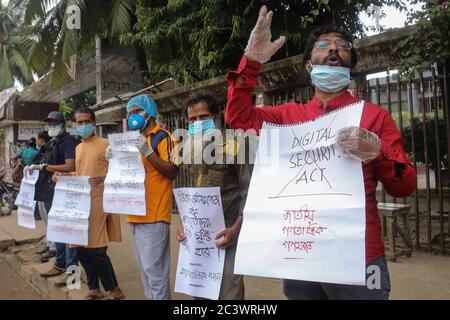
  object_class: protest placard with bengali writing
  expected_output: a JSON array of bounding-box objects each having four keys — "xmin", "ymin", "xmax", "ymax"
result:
[
  {"xmin": 235, "ymin": 101, "xmax": 367, "ymax": 285},
  {"xmin": 15, "ymin": 170, "xmax": 39, "ymax": 229},
  {"xmin": 103, "ymin": 130, "xmax": 146, "ymax": 216},
  {"xmin": 174, "ymin": 187, "xmax": 226, "ymax": 300},
  {"xmin": 47, "ymin": 176, "xmax": 91, "ymax": 246}
]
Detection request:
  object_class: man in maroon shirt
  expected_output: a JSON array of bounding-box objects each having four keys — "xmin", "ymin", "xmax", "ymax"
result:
[{"xmin": 226, "ymin": 6, "xmax": 417, "ymax": 300}]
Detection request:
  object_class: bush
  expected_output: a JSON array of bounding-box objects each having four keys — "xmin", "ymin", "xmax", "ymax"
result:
[{"xmin": 402, "ymin": 114, "xmax": 448, "ymax": 187}]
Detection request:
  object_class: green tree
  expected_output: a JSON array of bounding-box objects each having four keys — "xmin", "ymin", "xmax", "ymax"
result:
[
  {"xmin": 10, "ymin": 0, "xmax": 147, "ymax": 88},
  {"xmin": 396, "ymin": 0, "xmax": 450, "ymax": 78},
  {"xmin": 0, "ymin": 3, "xmax": 33, "ymax": 90},
  {"xmin": 121, "ymin": 0, "xmax": 407, "ymax": 85},
  {"xmin": 59, "ymin": 88, "xmax": 97, "ymax": 120},
  {"xmin": 403, "ymin": 114, "xmax": 448, "ymax": 188}
]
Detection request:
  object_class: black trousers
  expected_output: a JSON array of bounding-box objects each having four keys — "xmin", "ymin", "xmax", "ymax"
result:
[
  {"xmin": 283, "ymin": 256, "xmax": 391, "ymax": 300},
  {"xmin": 76, "ymin": 247, "xmax": 118, "ymax": 292}
]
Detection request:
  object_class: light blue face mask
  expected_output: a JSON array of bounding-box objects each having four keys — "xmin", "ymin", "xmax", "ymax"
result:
[
  {"xmin": 310, "ymin": 64, "xmax": 351, "ymax": 93},
  {"xmin": 76, "ymin": 124, "xmax": 95, "ymax": 138},
  {"xmin": 188, "ymin": 119, "xmax": 216, "ymax": 135}
]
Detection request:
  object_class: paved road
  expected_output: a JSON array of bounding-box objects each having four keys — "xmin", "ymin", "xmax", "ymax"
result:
[{"xmin": 0, "ymin": 256, "xmax": 42, "ymax": 300}]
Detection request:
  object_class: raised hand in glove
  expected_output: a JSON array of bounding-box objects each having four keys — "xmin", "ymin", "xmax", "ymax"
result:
[
  {"xmin": 337, "ymin": 126, "xmax": 382, "ymax": 162},
  {"xmin": 135, "ymin": 135, "xmax": 154, "ymax": 158},
  {"xmin": 245, "ymin": 5, "xmax": 286, "ymax": 64}
]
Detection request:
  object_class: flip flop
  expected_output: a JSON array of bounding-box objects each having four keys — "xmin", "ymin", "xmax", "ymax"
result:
[
  {"xmin": 83, "ymin": 293, "xmax": 105, "ymax": 300},
  {"xmin": 108, "ymin": 294, "xmax": 126, "ymax": 300}
]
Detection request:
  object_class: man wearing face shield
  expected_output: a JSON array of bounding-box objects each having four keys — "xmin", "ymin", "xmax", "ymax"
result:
[
  {"xmin": 225, "ymin": 6, "xmax": 417, "ymax": 300},
  {"xmin": 105, "ymin": 94, "xmax": 179, "ymax": 300},
  {"xmin": 26, "ymin": 111, "xmax": 80, "ymax": 276}
]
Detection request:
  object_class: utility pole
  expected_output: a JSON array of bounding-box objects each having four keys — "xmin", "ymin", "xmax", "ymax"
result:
[{"xmin": 95, "ymin": 37, "xmax": 102, "ymax": 104}]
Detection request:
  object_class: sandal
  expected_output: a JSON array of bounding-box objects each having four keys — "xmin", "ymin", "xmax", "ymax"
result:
[
  {"xmin": 83, "ymin": 293, "xmax": 105, "ymax": 300},
  {"xmin": 108, "ymin": 294, "xmax": 126, "ymax": 300}
]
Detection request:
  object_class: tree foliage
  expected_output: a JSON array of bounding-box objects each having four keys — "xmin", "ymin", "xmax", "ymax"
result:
[
  {"xmin": 396, "ymin": 0, "xmax": 450, "ymax": 78},
  {"xmin": 0, "ymin": 3, "xmax": 33, "ymax": 90},
  {"xmin": 10, "ymin": 0, "xmax": 138, "ymax": 88},
  {"xmin": 59, "ymin": 88, "xmax": 96, "ymax": 120},
  {"xmin": 9, "ymin": 0, "xmax": 410, "ymax": 88},
  {"xmin": 121, "ymin": 0, "xmax": 407, "ymax": 85}
]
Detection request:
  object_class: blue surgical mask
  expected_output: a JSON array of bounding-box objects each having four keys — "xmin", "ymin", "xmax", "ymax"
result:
[
  {"xmin": 128, "ymin": 112, "xmax": 148, "ymax": 131},
  {"xmin": 188, "ymin": 119, "xmax": 216, "ymax": 135},
  {"xmin": 76, "ymin": 124, "xmax": 95, "ymax": 138},
  {"xmin": 310, "ymin": 64, "xmax": 351, "ymax": 93}
]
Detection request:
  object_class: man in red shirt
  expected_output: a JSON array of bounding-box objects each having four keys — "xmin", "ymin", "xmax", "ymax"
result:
[{"xmin": 226, "ymin": 6, "xmax": 417, "ymax": 300}]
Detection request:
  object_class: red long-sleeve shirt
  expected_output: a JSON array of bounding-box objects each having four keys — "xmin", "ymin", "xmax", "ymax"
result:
[{"xmin": 226, "ymin": 54, "xmax": 417, "ymax": 263}]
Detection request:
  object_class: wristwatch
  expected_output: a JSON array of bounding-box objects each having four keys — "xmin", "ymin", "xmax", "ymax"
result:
[{"xmin": 42, "ymin": 164, "xmax": 48, "ymax": 172}]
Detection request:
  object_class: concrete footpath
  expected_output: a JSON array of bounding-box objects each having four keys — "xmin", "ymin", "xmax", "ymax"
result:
[{"xmin": 1, "ymin": 212, "xmax": 450, "ymax": 300}]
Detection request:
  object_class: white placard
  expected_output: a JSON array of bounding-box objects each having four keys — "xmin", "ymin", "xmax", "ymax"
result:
[
  {"xmin": 103, "ymin": 131, "xmax": 146, "ymax": 215},
  {"xmin": 47, "ymin": 176, "xmax": 91, "ymax": 246},
  {"xmin": 235, "ymin": 101, "xmax": 367, "ymax": 285},
  {"xmin": 16, "ymin": 170, "xmax": 39, "ymax": 229},
  {"xmin": 18, "ymin": 205, "xmax": 36, "ymax": 229},
  {"xmin": 174, "ymin": 187, "xmax": 226, "ymax": 300}
]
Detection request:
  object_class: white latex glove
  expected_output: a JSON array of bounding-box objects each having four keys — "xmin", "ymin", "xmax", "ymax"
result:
[
  {"xmin": 28, "ymin": 164, "xmax": 43, "ymax": 172},
  {"xmin": 245, "ymin": 5, "xmax": 286, "ymax": 64},
  {"xmin": 337, "ymin": 126, "xmax": 382, "ymax": 162},
  {"xmin": 135, "ymin": 135, "xmax": 153, "ymax": 158},
  {"xmin": 23, "ymin": 165, "xmax": 30, "ymax": 177},
  {"xmin": 105, "ymin": 146, "xmax": 113, "ymax": 161}
]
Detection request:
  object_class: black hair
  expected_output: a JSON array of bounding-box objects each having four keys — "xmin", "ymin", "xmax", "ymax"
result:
[
  {"xmin": 28, "ymin": 137, "xmax": 36, "ymax": 147},
  {"xmin": 74, "ymin": 106, "xmax": 96, "ymax": 121},
  {"xmin": 184, "ymin": 93, "xmax": 220, "ymax": 116},
  {"xmin": 37, "ymin": 130, "xmax": 50, "ymax": 143},
  {"xmin": 302, "ymin": 25, "xmax": 358, "ymax": 70}
]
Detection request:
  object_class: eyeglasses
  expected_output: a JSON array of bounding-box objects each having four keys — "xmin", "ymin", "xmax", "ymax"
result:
[{"xmin": 313, "ymin": 39, "xmax": 352, "ymax": 51}]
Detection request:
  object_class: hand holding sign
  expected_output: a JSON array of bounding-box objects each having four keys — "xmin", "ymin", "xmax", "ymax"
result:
[
  {"xmin": 215, "ymin": 216, "xmax": 242, "ymax": 249},
  {"xmin": 105, "ymin": 146, "xmax": 113, "ymax": 161},
  {"xmin": 135, "ymin": 135, "xmax": 153, "ymax": 158},
  {"xmin": 52, "ymin": 172, "xmax": 71, "ymax": 183},
  {"xmin": 337, "ymin": 126, "xmax": 381, "ymax": 162},
  {"xmin": 88, "ymin": 176, "xmax": 105, "ymax": 186},
  {"xmin": 245, "ymin": 5, "xmax": 286, "ymax": 64},
  {"xmin": 177, "ymin": 223, "xmax": 186, "ymax": 242},
  {"xmin": 28, "ymin": 164, "xmax": 43, "ymax": 172}
]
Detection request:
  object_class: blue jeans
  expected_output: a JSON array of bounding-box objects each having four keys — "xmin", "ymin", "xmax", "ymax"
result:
[
  {"xmin": 55, "ymin": 242, "xmax": 78, "ymax": 269},
  {"xmin": 42, "ymin": 200, "xmax": 78, "ymax": 269}
]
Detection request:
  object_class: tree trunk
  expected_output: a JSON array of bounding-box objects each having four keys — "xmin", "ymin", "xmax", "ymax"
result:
[{"xmin": 134, "ymin": 45, "xmax": 149, "ymax": 84}]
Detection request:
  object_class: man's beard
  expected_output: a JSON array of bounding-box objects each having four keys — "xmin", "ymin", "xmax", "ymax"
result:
[{"xmin": 314, "ymin": 53, "xmax": 351, "ymax": 68}]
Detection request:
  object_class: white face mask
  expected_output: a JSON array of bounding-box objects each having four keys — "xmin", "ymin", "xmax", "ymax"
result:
[{"xmin": 48, "ymin": 124, "xmax": 63, "ymax": 137}]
